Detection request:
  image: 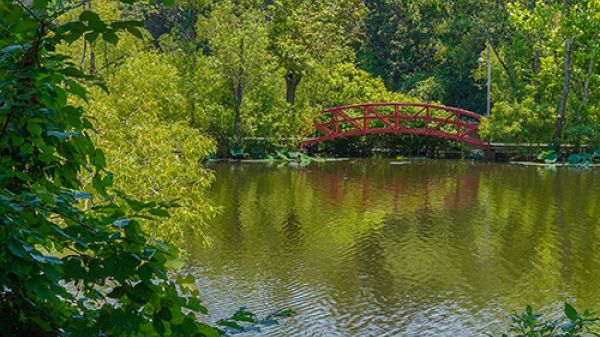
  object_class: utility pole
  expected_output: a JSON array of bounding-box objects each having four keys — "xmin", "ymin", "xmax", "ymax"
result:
[{"xmin": 486, "ymin": 48, "xmax": 491, "ymax": 117}]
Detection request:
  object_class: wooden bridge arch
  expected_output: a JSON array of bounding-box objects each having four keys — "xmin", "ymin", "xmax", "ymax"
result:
[{"xmin": 301, "ymin": 103, "xmax": 490, "ymax": 149}]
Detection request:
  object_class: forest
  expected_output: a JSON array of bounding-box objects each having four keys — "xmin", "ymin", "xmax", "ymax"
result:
[
  {"xmin": 3, "ymin": 0, "xmax": 600, "ymax": 336},
  {"xmin": 59, "ymin": 0, "xmax": 600, "ymax": 154}
]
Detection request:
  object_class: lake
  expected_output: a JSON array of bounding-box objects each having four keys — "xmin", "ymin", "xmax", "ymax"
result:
[{"xmin": 187, "ymin": 160, "xmax": 600, "ymax": 336}]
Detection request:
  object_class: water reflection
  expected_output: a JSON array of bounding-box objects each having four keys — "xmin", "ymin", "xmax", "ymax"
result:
[{"xmin": 187, "ymin": 160, "xmax": 600, "ymax": 336}]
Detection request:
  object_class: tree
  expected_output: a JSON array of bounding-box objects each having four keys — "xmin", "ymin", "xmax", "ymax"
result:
[
  {"xmin": 199, "ymin": 0, "xmax": 272, "ymax": 143},
  {"xmin": 268, "ymin": 0, "xmax": 366, "ymax": 105},
  {"xmin": 358, "ymin": 0, "xmax": 511, "ymax": 112},
  {"xmin": 479, "ymin": 0, "xmax": 600, "ymax": 147},
  {"xmin": 554, "ymin": 36, "xmax": 575, "ymax": 150},
  {"xmin": 88, "ymin": 50, "xmax": 217, "ymax": 244}
]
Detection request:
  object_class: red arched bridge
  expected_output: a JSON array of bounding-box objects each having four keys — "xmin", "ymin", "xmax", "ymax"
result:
[{"xmin": 301, "ymin": 103, "xmax": 490, "ymax": 149}]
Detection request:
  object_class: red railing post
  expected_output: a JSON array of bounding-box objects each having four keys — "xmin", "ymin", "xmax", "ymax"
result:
[
  {"xmin": 333, "ymin": 110, "xmax": 338, "ymax": 134},
  {"xmin": 394, "ymin": 105, "xmax": 399, "ymax": 129},
  {"xmin": 363, "ymin": 107, "xmax": 368, "ymax": 131}
]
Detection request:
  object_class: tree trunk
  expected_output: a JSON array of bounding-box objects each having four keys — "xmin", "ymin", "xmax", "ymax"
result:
[
  {"xmin": 531, "ymin": 29, "xmax": 543, "ymax": 102},
  {"xmin": 233, "ymin": 79, "xmax": 243, "ymax": 142},
  {"xmin": 553, "ymin": 37, "xmax": 575, "ymax": 151},
  {"xmin": 89, "ymin": 48, "xmax": 97, "ymax": 75},
  {"xmin": 80, "ymin": 39, "xmax": 87, "ymax": 71},
  {"xmin": 531, "ymin": 1, "xmax": 541, "ymax": 81},
  {"xmin": 188, "ymin": 7, "xmax": 198, "ymax": 43},
  {"xmin": 87, "ymin": 0, "xmax": 96, "ymax": 75},
  {"xmin": 231, "ymin": 37, "xmax": 245, "ymax": 145},
  {"xmin": 79, "ymin": 0, "xmax": 87, "ymax": 71},
  {"xmin": 583, "ymin": 47, "xmax": 595, "ymax": 107},
  {"xmin": 285, "ymin": 72, "xmax": 301, "ymax": 105},
  {"xmin": 485, "ymin": 33, "xmax": 519, "ymax": 98}
]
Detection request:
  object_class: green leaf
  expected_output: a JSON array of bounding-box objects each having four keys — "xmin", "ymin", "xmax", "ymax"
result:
[
  {"xmin": 165, "ymin": 258, "xmax": 185, "ymax": 270},
  {"xmin": 157, "ymin": 307, "xmax": 172, "ymax": 321},
  {"xmin": 7, "ymin": 242, "xmax": 26, "ymax": 258},
  {"xmin": 197, "ymin": 324, "xmax": 221, "ymax": 337},
  {"xmin": 107, "ymin": 286, "xmax": 127, "ymax": 299},
  {"xmin": 79, "ymin": 10, "xmax": 101, "ymax": 23},
  {"xmin": 11, "ymin": 135, "xmax": 24, "ymax": 146},
  {"xmin": 102, "ymin": 31, "xmax": 119, "ymax": 44},
  {"xmin": 218, "ymin": 320, "xmax": 244, "ymax": 332},
  {"xmin": 148, "ymin": 208, "xmax": 170, "ymax": 218},
  {"xmin": 63, "ymin": 258, "xmax": 87, "ymax": 280},
  {"xmin": 94, "ymin": 149, "xmax": 107, "ymax": 168},
  {"xmin": 1, "ymin": 44, "xmax": 29, "ymax": 55},
  {"xmin": 110, "ymin": 20, "xmax": 144, "ymax": 29},
  {"xmin": 20, "ymin": 143, "xmax": 34, "ymax": 154},
  {"xmin": 68, "ymin": 81, "xmax": 87, "ymax": 101},
  {"xmin": 14, "ymin": 19, "xmax": 39, "ymax": 33},
  {"xmin": 85, "ymin": 31, "xmax": 100, "ymax": 43},
  {"xmin": 94, "ymin": 81, "xmax": 109, "ymax": 94},
  {"xmin": 61, "ymin": 67, "xmax": 86, "ymax": 78},
  {"xmin": 232, "ymin": 307, "xmax": 258, "ymax": 323},
  {"xmin": 27, "ymin": 123, "xmax": 42, "ymax": 136},
  {"xmin": 126, "ymin": 26, "xmax": 143, "ymax": 39},
  {"xmin": 565, "ymin": 303, "xmax": 579, "ymax": 321},
  {"xmin": 186, "ymin": 297, "xmax": 208, "ymax": 314},
  {"xmin": 87, "ymin": 19, "xmax": 107, "ymax": 32}
]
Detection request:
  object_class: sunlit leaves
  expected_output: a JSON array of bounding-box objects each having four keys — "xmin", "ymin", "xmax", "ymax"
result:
[
  {"xmin": 87, "ymin": 50, "xmax": 217, "ymax": 243},
  {"xmin": 480, "ymin": 0, "xmax": 600, "ymax": 145}
]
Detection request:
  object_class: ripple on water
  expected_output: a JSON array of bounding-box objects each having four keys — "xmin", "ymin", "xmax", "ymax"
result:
[{"xmin": 188, "ymin": 160, "xmax": 600, "ymax": 336}]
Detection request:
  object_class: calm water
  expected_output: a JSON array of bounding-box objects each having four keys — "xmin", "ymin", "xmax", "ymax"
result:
[{"xmin": 187, "ymin": 160, "xmax": 600, "ymax": 336}]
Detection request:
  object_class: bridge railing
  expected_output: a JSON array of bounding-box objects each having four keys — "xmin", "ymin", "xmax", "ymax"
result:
[{"xmin": 304, "ymin": 102, "xmax": 489, "ymax": 149}]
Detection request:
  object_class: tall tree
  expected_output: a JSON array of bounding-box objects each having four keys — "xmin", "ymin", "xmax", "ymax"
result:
[
  {"xmin": 358, "ymin": 0, "xmax": 510, "ymax": 112},
  {"xmin": 554, "ymin": 36, "xmax": 575, "ymax": 149},
  {"xmin": 268, "ymin": 0, "xmax": 366, "ymax": 104},
  {"xmin": 200, "ymin": 0, "xmax": 272, "ymax": 142}
]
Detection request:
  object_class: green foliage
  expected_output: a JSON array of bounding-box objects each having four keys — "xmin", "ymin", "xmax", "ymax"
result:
[
  {"xmin": 493, "ymin": 303, "xmax": 600, "ymax": 337},
  {"xmin": 217, "ymin": 308, "xmax": 296, "ymax": 334},
  {"xmin": 479, "ymin": 100, "xmax": 555, "ymax": 144},
  {"xmin": 198, "ymin": 0, "xmax": 274, "ymax": 141},
  {"xmin": 0, "ymin": 0, "xmax": 286, "ymax": 336},
  {"xmin": 88, "ymin": 50, "xmax": 217, "ymax": 244},
  {"xmin": 478, "ymin": 0, "xmax": 600, "ymax": 146},
  {"xmin": 268, "ymin": 0, "xmax": 366, "ymax": 104},
  {"xmin": 268, "ymin": 0, "xmax": 364, "ymax": 76},
  {"xmin": 358, "ymin": 0, "xmax": 508, "ymax": 112},
  {"xmin": 537, "ymin": 150, "xmax": 560, "ymax": 164}
]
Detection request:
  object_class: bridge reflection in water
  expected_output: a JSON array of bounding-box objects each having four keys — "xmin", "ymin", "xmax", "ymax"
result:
[{"xmin": 187, "ymin": 160, "xmax": 600, "ymax": 337}]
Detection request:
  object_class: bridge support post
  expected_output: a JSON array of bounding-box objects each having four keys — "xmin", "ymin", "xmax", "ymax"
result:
[{"xmin": 483, "ymin": 150, "xmax": 496, "ymax": 161}]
